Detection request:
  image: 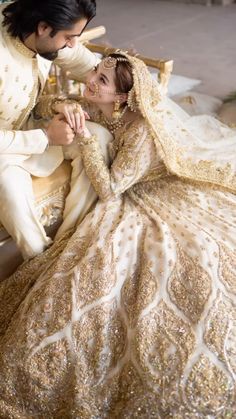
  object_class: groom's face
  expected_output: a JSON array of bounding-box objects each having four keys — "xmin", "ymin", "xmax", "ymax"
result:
[{"xmin": 35, "ymin": 18, "xmax": 88, "ymax": 60}]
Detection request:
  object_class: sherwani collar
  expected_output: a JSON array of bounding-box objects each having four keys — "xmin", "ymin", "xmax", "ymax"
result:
[{"xmin": 3, "ymin": 28, "xmax": 36, "ymax": 59}]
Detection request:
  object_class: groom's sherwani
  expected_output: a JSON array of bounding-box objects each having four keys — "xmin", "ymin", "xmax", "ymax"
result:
[{"xmin": 0, "ymin": 4, "xmax": 98, "ymax": 258}]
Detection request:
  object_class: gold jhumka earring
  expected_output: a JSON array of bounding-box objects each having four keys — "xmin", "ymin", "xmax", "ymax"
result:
[{"xmin": 112, "ymin": 99, "xmax": 121, "ymax": 119}]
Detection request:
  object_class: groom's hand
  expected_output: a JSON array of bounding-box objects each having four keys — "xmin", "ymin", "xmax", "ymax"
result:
[{"xmin": 46, "ymin": 114, "xmax": 75, "ymax": 146}]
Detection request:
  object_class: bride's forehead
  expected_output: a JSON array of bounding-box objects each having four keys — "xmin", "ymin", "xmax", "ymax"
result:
[{"xmin": 98, "ymin": 61, "xmax": 116, "ymax": 80}]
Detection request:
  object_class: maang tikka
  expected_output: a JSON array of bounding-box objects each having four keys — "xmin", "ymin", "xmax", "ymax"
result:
[{"xmin": 101, "ymin": 56, "xmax": 129, "ymax": 70}]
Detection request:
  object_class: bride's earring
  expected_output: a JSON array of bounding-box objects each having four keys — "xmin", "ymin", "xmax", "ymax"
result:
[
  {"xmin": 112, "ymin": 99, "xmax": 121, "ymax": 119},
  {"xmin": 94, "ymin": 83, "xmax": 99, "ymax": 97}
]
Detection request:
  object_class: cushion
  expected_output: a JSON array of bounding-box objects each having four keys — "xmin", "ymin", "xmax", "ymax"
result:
[
  {"xmin": 172, "ymin": 91, "xmax": 223, "ymax": 116},
  {"xmin": 151, "ymin": 71, "xmax": 201, "ymax": 97},
  {"xmin": 217, "ymin": 101, "xmax": 236, "ymax": 126},
  {"xmin": 0, "ymin": 160, "xmax": 71, "ymax": 238},
  {"xmin": 0, "ymin": 160, "xmax": 72, "ymax": 280}
]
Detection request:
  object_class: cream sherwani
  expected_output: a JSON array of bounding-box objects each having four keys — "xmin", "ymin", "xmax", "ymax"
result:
[{"xmin": 0, "ymin": 4, "xmax": 100, "ymax": 259}]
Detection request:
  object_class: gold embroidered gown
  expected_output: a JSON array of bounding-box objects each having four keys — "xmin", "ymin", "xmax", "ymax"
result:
[{"xmin": 0, "ymin": 53, "xmax": 236, "ymax": 418}]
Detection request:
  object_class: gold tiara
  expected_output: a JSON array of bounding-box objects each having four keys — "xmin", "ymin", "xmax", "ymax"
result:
[{"xmin": 102, "ymin": 56, "xmax": 129, "ymax": 70}]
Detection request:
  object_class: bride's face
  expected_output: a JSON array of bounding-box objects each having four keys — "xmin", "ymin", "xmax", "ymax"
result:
[{"xmin": 84, "ymin": 62, "xmax": 118, "ymax": 105}]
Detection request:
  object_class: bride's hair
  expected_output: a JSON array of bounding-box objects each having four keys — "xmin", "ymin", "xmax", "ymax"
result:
[{"xmin": 109, "ymin": 53, "xmax": 133, "ymax": 95}]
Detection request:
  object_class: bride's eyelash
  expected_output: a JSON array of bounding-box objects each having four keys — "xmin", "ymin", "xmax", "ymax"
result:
[
  {"xmin": 99, "ymin": 76, "xmax": 106, "ymax": 84},
  {"xmin": 93, "ymin": 65, "xmax": 106, "ymax": 84}
]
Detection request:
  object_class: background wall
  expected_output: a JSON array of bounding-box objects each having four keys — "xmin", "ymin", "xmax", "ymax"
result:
[
  {"xmin": 91, "ymin": 0, "xmax": 236, "ymax": 98},
  {"xmin": 0, "ymin": 0, "xmax": 235, "ymax": 97}
]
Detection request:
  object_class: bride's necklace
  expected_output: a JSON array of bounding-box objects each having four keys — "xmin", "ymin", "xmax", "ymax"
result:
[{"xmin": 102, "ymin": 106, "xmax": 128, "ymax": 134}]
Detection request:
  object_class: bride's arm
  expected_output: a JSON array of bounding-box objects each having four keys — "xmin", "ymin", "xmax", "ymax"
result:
[
  {"xmin": 33, "ymin": 94, "xmax": 77, "ymax": 119},
  {"xmin": 34, "ymin": 95, "xmax": 100, "ymax": 123},
  {"xmin": 79, "ymin": 120, "xmax": 152, "ymax": 201}
]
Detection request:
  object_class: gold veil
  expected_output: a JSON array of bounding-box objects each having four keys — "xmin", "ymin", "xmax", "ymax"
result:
[{"xmin": 119, "ymin": 51, "xmax": 236, "ymax": 193}]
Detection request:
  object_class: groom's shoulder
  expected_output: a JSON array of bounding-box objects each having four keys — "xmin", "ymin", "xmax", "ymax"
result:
[
  {"xmin": 0, "ymin": 3, "xmax": 7, "ymax": 26},
  {"xmin": 0, "ymin": 4, "xmax": 8, "ymax": 43}
]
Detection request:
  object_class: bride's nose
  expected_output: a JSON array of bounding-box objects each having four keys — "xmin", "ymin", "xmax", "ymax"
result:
[{"xmin": 88, "ymin": 72, "xmax": 96, "ymax": 84}]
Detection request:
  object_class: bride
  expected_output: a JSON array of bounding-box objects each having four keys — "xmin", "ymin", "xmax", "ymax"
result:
[{"xmin": 0, "ymin": 51, "xmax": 235, "ymax": 418}]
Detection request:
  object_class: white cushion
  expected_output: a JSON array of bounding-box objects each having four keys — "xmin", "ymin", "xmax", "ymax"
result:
[
  {"xmin": 172, "ymin": 91, "xmax": 223, "ymax": 116},
  {"xmin": 151, "ymin": 71, "xmax": 201, "ymax": 97}
]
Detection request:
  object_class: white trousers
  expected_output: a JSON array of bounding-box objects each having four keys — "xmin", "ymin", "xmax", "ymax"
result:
[
  {"xmin": 0, "ymin": 123, "xmax": 112, "ymax": 259},
  {"xmin": 0, "ymin": 165, "xmax": 52, "ymax": 260}
]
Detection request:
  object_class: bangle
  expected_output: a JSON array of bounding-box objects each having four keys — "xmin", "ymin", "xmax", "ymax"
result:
[
  {"xmin": 78, "ymin": 134, "xmax": 96, "ymax": 146},
  {"xmin": 51, "ymin": 97, "xmax": 79, "ymax": 115},
  {"xmin": 51, "ymin": 97, "xmax": 66, "ymax": 114}
]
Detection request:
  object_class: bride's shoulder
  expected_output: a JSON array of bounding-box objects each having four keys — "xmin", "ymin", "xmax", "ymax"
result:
[
  {"xmin": 126, "ymin": 113, "xmax": 149, "ymax": 131},
  {"xmin": 127, "ymin": 116, "xmax": 152, "ymax": 140}
]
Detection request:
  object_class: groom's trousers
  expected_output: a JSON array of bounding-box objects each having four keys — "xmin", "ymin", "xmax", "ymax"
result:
[{"xmin": 0, "ymin": 165, "xmax": 52, "ymax": 259}]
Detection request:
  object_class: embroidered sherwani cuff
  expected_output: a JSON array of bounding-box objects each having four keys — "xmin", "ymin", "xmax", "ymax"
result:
[
  {"xmin": 34, "ymin": 95, "xmax": 78, "ymax": 120},
  {"xmin": 34, "ymin": 95, "xmax": 58, "ymax": 120}
]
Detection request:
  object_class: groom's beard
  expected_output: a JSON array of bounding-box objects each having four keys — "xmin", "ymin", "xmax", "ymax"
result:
[
  {"xmin": 38, "ymin": 51, "xmax": 59, "ymax": 61},
  {"xmin": 38, "ymin": 44, "xmax": 68, "ymax": 61}
]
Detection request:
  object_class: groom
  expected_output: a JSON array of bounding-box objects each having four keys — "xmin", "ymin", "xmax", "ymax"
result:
[{"xmin": 0, "ymin": 0, "xmax": 98, "ymax": 259}]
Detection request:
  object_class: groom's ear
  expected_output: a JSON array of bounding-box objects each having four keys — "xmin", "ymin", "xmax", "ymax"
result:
[{"xmin": 37, "ymin": 21, "xmax": 52, "ymax": 37}]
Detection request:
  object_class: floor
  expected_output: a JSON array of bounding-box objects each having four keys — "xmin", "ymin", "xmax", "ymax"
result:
[{"xmin": 91, "ymin": 0, "xmax": 236, "ymax": 98}]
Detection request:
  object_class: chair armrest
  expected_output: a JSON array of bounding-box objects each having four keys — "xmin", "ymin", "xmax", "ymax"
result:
[
  {"xmin": 79, "ymin": 26, "xmax": 106, "ymax": 43},
  {"xmin": 85, "ymin": 42, "xmax": 174, "ymax": 90}
]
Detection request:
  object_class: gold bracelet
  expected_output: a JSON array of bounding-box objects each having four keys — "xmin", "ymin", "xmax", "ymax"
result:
[
  {"xmin": 51, "ymin": 97, "xmax": 79, "ymax": 115},
  {"xmin": 78, "ymin": 134, "xmax": 96, "ymax": 146}
]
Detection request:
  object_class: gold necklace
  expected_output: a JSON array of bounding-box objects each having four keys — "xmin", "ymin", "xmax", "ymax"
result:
[{"xmin": 102, "ymin": 106, "xmax": 128, "ymax": 134}]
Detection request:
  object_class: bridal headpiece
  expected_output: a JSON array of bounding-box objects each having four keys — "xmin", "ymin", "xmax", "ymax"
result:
[{"xmin": 102, "ymin": 50, "xmax": 163, "ymax": 114}]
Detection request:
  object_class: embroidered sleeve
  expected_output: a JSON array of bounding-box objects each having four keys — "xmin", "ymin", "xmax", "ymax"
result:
[
  {"xmin": 79, "ymin": 121, "xmax": 152, "ymax": 201},
  {"xmin": 76, "ymin": 98, "xmax": 102, "ymax": 123},
  {"xmin": 33, "ymin": 95, "xmax": 79, "ymax": 120},
  {"xmin": 34, "ymin": 95, "xmax": 101, "ymax": 122}
]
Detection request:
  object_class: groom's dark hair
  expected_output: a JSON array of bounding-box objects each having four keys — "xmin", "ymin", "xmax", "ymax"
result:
[{"xmin": 2, "ymin": 0, "xmax": 96, "ymax": 39}]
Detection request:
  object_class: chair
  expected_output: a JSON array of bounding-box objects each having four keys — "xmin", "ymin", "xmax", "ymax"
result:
[{"xmin": 0, "ymin": 27, "xmax": 173, "ymax": 280}]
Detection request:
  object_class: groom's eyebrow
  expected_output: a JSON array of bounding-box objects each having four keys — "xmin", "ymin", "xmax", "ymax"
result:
[{"xmin": 67, "ymin": 30, "xmax": 85, "ymax": 37}]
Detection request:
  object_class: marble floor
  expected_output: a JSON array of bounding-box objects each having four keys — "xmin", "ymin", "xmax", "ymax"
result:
[{"xmin": 91, "ymin": 0, "xmax": 236, "ymax": 98}]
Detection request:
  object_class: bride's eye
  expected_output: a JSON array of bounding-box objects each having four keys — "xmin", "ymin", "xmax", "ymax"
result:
[{"xmin": 99, "ymin": 76, "xmax": 106, "ymax": 84}]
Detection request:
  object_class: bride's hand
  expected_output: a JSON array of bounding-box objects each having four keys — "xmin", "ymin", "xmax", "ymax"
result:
[
  {"xmin": 74, "ymin": 106, "xmax": 92, "ymax": 139},
  {"xmin": 53, "ymin": 102, "xmax": 90, "ymax": 133}
]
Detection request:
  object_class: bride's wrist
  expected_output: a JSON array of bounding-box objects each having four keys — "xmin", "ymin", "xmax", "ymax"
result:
[
  {"xmin": 51, "ymin": 97, "xmax": 78, "ymax": 114},
  {"xmin": 78, "ymin": 134, "xmax": 96, "ymax": 146},
  {"xmin": 77, "ymin": 127, "xmax": 92, "ymax": 138}
]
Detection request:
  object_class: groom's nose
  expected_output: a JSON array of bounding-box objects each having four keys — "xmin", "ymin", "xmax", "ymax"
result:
[{"xmin": 66, "ymin": 38, "xmax": 77, "ymax": 48}]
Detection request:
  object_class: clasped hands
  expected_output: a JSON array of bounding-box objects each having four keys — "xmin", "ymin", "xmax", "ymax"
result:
[{"xmin": 46, "ymin": 102, "xmax": 91, "ymax": 146}]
